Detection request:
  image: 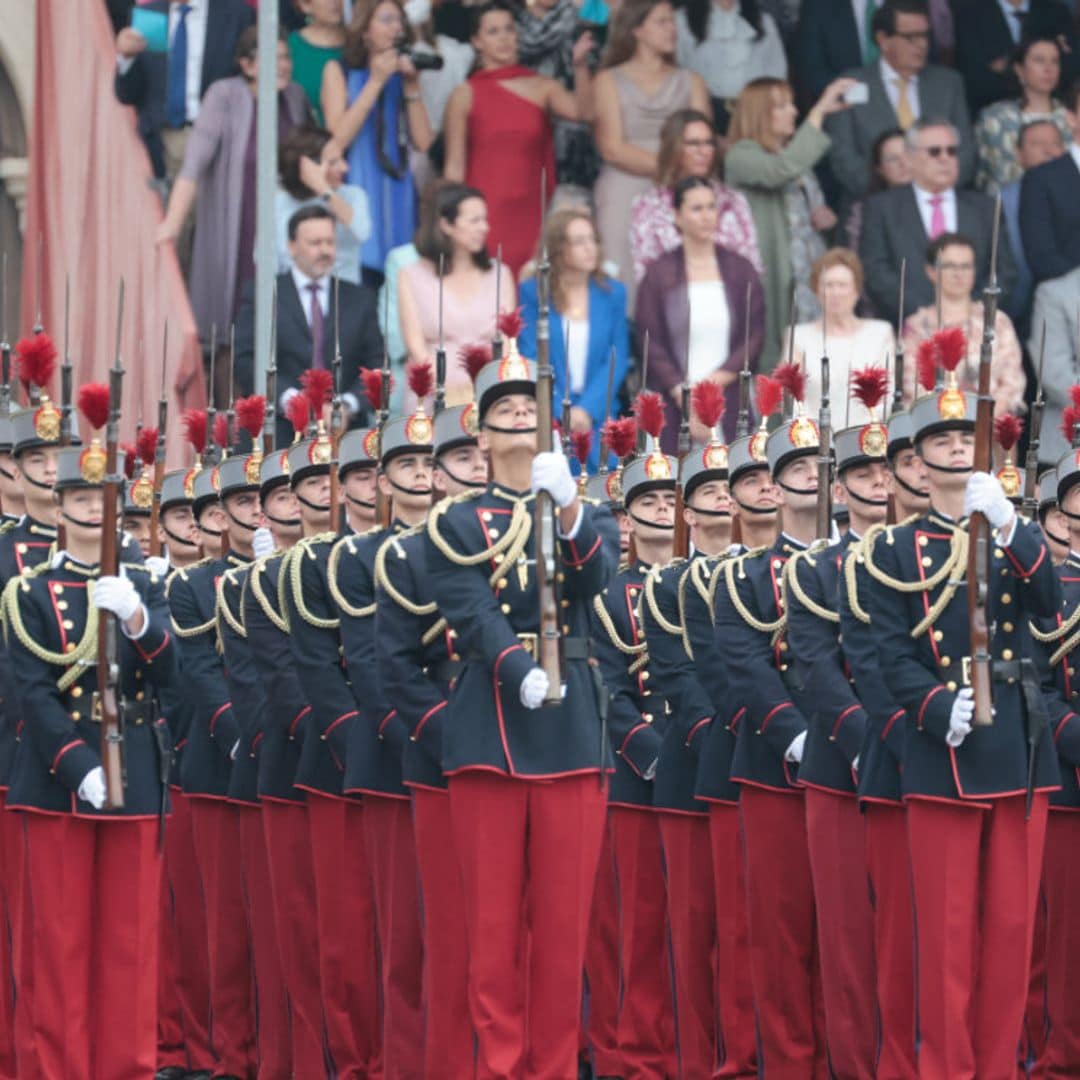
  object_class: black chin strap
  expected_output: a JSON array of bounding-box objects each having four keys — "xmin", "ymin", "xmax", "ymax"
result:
[
  {"xmin": 628, "ymin": 509, "xmax": 674, "ymax": 532},
  {"xmin": 482, "ymin": 424, "xmax": 538, "ymax": 436},
  {"xmin": 0, "ymin": 466, "xmax": 15, "ymax": 482},
  {"xmin": 345, "ymin": 493, "xmax": 376, "ymax": 510},
  {"xmin": 387, "ymin": 477, "xmax": 432, "ymax": 499},
  {"xmin": 295, "ymin": 493, "xmax": 331, "ymax": 514},
  {"xmin": 437, "ymin": 462, "xmax": 486, "ymax": 489},
  {"xmin": 265, "ymin": 512, "xmax": 302, "ymax": 529},
  {"xmin": 733, "ymin": 498, "xmax": 778, "ymax": 517},
  {"xmin": 61, "ymin": 512, "xmax": 100, "ymax": 531},
  {"xmin": 1044, "ymin": 523, "xmax": 1070, "ymax": 546},
  {"xmin": 198, "ymin": 524, "xmax": 222, "ymax": 540},
  {"xmin": 224, "ymin": 508, "xmax": 258, "ymax": 533},
  {"xmin": 163, "ymin": 524, "xmax": 200, "ymax": 549},
  {"xmin": 776, "ymin": 480, "xmax": 818, "ymax": 497},
  {"xmin": 893, "ymin": 472, "xmax": 930, "ymax": 500},
  {"xmin": 923, "ymin": 460, "xmax": 973, "ymax": 476},
  {"xmin": 1059, "ymin": 506, "xmax": 1080, "ymax": 522},
  {"xmin": 844, "ymin": 488, "xmax": 889, "ymax": 508},
  {"xmin": 23, "ymin": 473, "xmax": 53, "ymax": 492},
  {"xmin": 684, "ymin": 500, "xmax": 731, "ymax": 519}
]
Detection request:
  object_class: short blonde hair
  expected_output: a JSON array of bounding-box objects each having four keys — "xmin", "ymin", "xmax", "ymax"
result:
[
  {"xmin": 810, "ymin": 248, "xmax": 865, "ymax": 296},
  {"xmin": 728, "ymin": 78, "xmax": 793, "ymax": 154}
]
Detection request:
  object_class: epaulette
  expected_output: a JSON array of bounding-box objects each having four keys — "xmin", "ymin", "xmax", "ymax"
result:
[
  {"xmin": 374, "ymin": 527, "xmax": 437, "ymax": 617},
  {"xmin": 592, "ymin": 591, "xmax": 647, "ymax": 656},
  {"xmin": 723, "ymin": 550, "xmax": 785, "ymax": 635},
  {"xmin": 215, "ymin": 567, "xmax": 247, "ymax": 639},
  {"xmin": 0, "ymin": 519, "xmax": 17, "ymax": 537},
  {"xmin": 783, "ymin": 544, "xmax": 839, "ymax": 624},
  {"xmin": 842, "ymin": 545, "xmax": 872, "ymax": 625}
]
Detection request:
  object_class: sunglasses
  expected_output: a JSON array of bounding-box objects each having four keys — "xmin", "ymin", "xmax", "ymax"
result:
[
  {"xmin": 893, "ymin": 30, "xmax": 931, "ymax": 43},
  {"xmin": 921, "ymin": 145, "xmax": 959, "ymax": 158}
]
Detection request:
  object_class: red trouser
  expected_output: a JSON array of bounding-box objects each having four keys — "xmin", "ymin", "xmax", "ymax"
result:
[
  {"xmin": 362, "ymin": 795, "xmax": 424, "ymax": 1080},
  {"xmin": 157, "ymin": 854, "xmax": 186, "ymax": 1069},
  {"xmin": 609, "ymin": 807, "xmax": 677, "ymax": 1080},
  {"xmin": 804, "ymin": 788, "xmax": 877, "ymax": 1080},
  {"xmin": 863, "ymin": 802, "xmax": 917, "ymax": 1080},
  {"xmin": 907, "ymin": 794, "xmax": 1048, "ymax": 1080},
  {"xmin": 412, "ymin": 787, "xmax": 473, "ymax": 1079},
  {"xmin": 262, "ymin": 800, "xmax": 326, "ymax": 1078},
  {"xmin": 707, "ymin": 802, "xmax": 757, "ymax": 1079},
  {"xmin": 238, "ymin": 805, "xmax": 291, "ymax": 1079},
  {"xmin": 6, "ymin": 803, "xmax": 37, "ymax": 1079},
  {"xmin": 449, "ymin": 770, "xmax": 607, "ymax": 1080},
  {"xmin": 0, "ymin": 794, "xmax": 17, "ymax": 1080},
  {"xmin": 739, "ymin": 786, "xmax": 828, "ymax": 1080},
  {"xmin": 1025, "ymin": 885, "xmax": 1048, "ymax": 1077},
  {"xmin": 660, "ymin": 813, "xmax": 718, "ymax": 1080},
  {"xmin": 1042, "ymin": 811, "xmax": 1080, "ymax": 1078},
  {"xmin": 24, "ymin": 814, "xmax": 159, "ymax": 1080},
  {"xmin": 583, "ymin": 814, "xmax": 622, "ymax": 1078},
  {"xmin": 306, "ymin": 792, "xmax": 380, "ymax": 1080},
  {"xmin": 189, "ymin": 798, "xmax": 256, "ymax": 1078}
]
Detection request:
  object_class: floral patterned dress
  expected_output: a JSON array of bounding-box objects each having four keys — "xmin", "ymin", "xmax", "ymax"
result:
[{"xmin": 974, "ymin": 98, "xmax": 1071, "ymax": 195}]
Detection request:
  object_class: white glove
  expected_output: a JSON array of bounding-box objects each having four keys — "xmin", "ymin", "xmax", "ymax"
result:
[
  {"xmin": 947, "ymin": 686, "xmax": 975, "ymax": 748},
  {"xmin": 280, "ymin": 386, "xmax": 301, "ymax": 412},
  {"xmin": 852, "ymin": 754, "xmax": 860, "ymax": 773},
  {"xmin": 94, "ymin": 574, "xmax": 140, "ymax": 622},
  {"xmin": 144, "ymin": 555, "xmax": 169, "ymax": 578},
  {"xmin": 520, "ymin": 667, "xmax": 550, "ymax": 710},
  {"xmin": 230, "ymin": 739, "xmax": 240, "ymax": 761},
  {"xmin": 785, "ymin": 730, "xmax": 807, "ymax": 763},
  {"xmin": 78, "ymin": 766, "xmax": 107, "ymax": 810},
  {"xmin": 964, "ymin": 472, "xmax": 1013, "ymax": 530},
  {"xmin": 531, "ymin": 452, "xmax": 577, "ymax": 509},
  {"xmin": 252, "ymin": 527, "xmax": 276, "ymax": 559}
]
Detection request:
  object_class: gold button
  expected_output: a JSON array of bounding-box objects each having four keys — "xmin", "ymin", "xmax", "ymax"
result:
[
  {"xmin": 560, "ymin": 599, "xmax": 570, "ymax": 608},
  {"xmin": 62, "ymin": 619, "xmax": 74, "ymax": 630},
  {"xmin": 934, "ymin": 630, "xmax": 944, "ymax": 642},
  {"xmin": 71, "ymin": 711, "xmax": 80, "ymax": 721},
  {"xmin": 780, "ymin": 663, "xmax": 789, "ymax": 672},
  {"xmin": 448, "ymin": 629, "xmax": 458, "ymax": 638},
  {"xmin": 940, "ymin": 656, "xmax": 951, "ymax": 667},
  {"xmin": 135, "ymin": 671, "xmax": 143, "ymax": 680},
  {"xmin": 497, "ymin": 578, "xmax": 508, "ymax": 590},
  {"xmin": 1002, "ymin": 649, "xmax": 1014, "ymax": 661},
  {"xmin": 773, "ymin": 559, "xmax": 782, "ymax": 569},
  {"xmin": 641, "ymin": 670, "xmax": 650, "ymax": 680},
  {"xmin": 56, "ymin": 600, "xmax": 68, "ymax": 611},
  {"xmin": 494, "ymin": 553, "xmax": 505, "ymax": 564},
  {"xmin": 488, "ymin": 528, "xmax": 499, "ymax": 538},
  {"xmin": 556, "ymin": 572, "xmax": 566, "ymax": 584},
  {"xmin": 921, "ymin": 556, "xmax": 932, "ymax": 567},
  {"xmin": 15, "ymin": 543, "xmax": 26, "ymax": 554},
  {"xmin": 52, "ymin": 584, "xmax": 63, "ymax": 595},
  {"xmin": 918, "ymin": 535, "xmax": 928, "ymax": 547},
  {"xmin": 778, "ymin": 641, "xmax": 788, "ymax": 651},
  {"xmin": 1001, "ymin": 593, "xmax": 1012, "ymax": 604},
  {"xmin": 563, "ymin": 624, "xmax": 570, "ymax": 633},
  {"xmin": 450, "ymin": 652, "xmax": 461, "ymax": 662},
  {"xmin": 643, "ymin": 714, "xmax": 653, "ymax": 723},
  {"xmin": 65, "ymin": 642, "xmax": 75, "ymax": 653},
  {"xmin": 946, "ymin": 681, "xmax": 958, "ymax": 692},
  {"xmin": 1070, "ymin": 667, "xmax": 1076, "ymax": 678},
  {"xmin": 71, "ymin": 686, "xmax": 83, "ymax": 698},
  {"xmin": 1002, "ymin": 621, "xmax": 1014, "ymax": 632},
  {"xmin": 994, "ymin": 548, "xmax": 1004, "ymax": 559},
  {"xmin": 500, "ymin": 603, "xmax": 511, "ymax": 614},
  {"xmin": 135, "ymin": 691, "xmax": 145, "ymax": 702},
  {"xmin": 482, "ymin": 512, "xmax": 493, "ymax": 522}
]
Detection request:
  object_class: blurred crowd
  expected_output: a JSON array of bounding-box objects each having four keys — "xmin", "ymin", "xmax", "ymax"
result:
[{"xmin": 109, "ymin": 0, "xmax": 1080, "ymax": 465}]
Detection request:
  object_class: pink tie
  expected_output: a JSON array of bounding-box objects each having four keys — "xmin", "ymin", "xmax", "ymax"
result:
[{"xmin": 928, "ymin": 194, "xmax": 945, "ymax": 239}]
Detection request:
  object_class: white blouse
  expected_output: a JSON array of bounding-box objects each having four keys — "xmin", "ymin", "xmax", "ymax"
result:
[
  {"xmin": 688, "ymin": 281, "xmax": 731, "ymax": 383},
  {"xmin": 565, "ymin": 317, "xmax": 589, "ymax": 395}
]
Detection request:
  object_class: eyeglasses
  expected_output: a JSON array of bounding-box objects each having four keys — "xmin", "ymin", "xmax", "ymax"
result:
[
  {"xmin": 682, "ymin": 139, "xmax": 715, "ymax": 149},
  {"xmin": 939, "ymin": 262, "xmax": 974, "ymax": 272},
  {"xmin": 892, "ymin": 29, "xmax": 930, "ymax": 42},
  {"xmin": 921, "ymin": 145, "xmax": 959, "ymax": 158}
]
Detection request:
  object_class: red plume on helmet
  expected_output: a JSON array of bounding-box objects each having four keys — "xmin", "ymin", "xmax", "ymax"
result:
[
  {"xmin": 633, "ymin": 391, "xmax": 665, "ymax": 440},
  {"xmin": 691, "ymin": 380, "xmax": 726, "ymax": 432},
  {"xmin": 120, "ymin": 443, "xmax": 138, "ymax": 480},
  {"xmin": 754, "ymin": 375, "xmax": 782, "ymax": 422},
  {"xmin": 916, "ymin": 339, "xmax": 938, "ymax": 392},
  {"xmin": 603, "ymin": 417, "xmax": 637, "ymax": 460},
  {"xmin": 935, "ymin": 327, "xmax": 967, "ymax": 373},
  {"xmin": 571, "ymin": 429, "xmax": 593, "ymax": 468},
  {"xmin": 360, "ymin": 368, "xmax": 391, "ymax": 412},
  {"xmin": 1061, "ymin": 386, "xmax": 1080, "ymax": 441},
  {"xmin": 460, "ymin": 343, "xmax": 493, "ymax": 384},
  {"xmin": 15, "ymin": 333, "xmax": 58, "ymax": 395},
  {"xmin": 772, "ymin": 362, "xmax": 806, "ymax": 404},
  {"xmin": 406, "ymin": 361, "xmax": 434, "ymax": 402},
  {"xmin": 76, "ymin": 383, "xmax": 110, "ymax": 431},
  {"xmin": 235, "ymin": 395, "xmax": 267, "ymax": 441},
  {"xmin": 994, "ymin": 413, "xmax": 1023, "ymax": 453},
  {"xmin": 850, "ymin": 367, "xmax": 890, "ymax": 415},
  {"xmin": 182, "ymin": 409, "xmax": 208, "ymax": 456},
  {"xmin": 497, "ymin": 309, "xmax": 525, "ymax": 342},
  {"xmin": 300, "ymin": 368, "xmax": 333, "ymax": 420},
  {"xmin": 212, "ymin": 412, "xmax": 230, "ymax": 450},
  {"xmin": 287, "ymin": 393, "xmax": 310, "ymax": 437},
  {"xmin": 136, "ymin": 426, "xmax": 159, "ymax": 467}
]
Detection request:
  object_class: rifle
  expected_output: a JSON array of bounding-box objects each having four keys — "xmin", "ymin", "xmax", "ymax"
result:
[
  {"xmin": 264, "ymin": 283, "xmax": 277, "ymax": 456},
  {"xmin": 637, "ymin": 330, "xmax": 650, "ymax": 453},
  {"xmin": 435, "ymin": 254, "xmax": 446, "ymax": 417},
  {"xmin": 0, "ymin": 252, "xmax": 10, "ymax": 418},
  {"xmin": 205, "ymin": 323, "xmax": 218, "ymax": 467},
  {"xmin": 534, "ymin": 176, "xmax": 563, "ymax": 705},
  {"xmin": 492, "ymin": 245, "xmax": 504, "ymax": 364},
  {"xmin": 598, "ymin": 346, "xmax": 617, "ymax": 475},
  {"xmin": 57, "ymin": 279, "xmax": 74, "ymax": 550},
  {"xmin": 817, "ymin": 330, "xmax": 833, "ymax": 541},
  {"xmin": 149, "ymin": 323, "xmax": 168, "ymax": 558},
  {"xmin": 225, "ymin": 326, "xmax": 236, "ymax": 454},
  {"xmin": 968, "ymin": 197, "xmax": 1001, "ymax": 729},
  {"xmin": 893, "ymin": 258, "xmax": 906, "ymax": 415},
  {"xmin": 560, "ymin": 319, "xmax": 573, "ymax": 460},
  {"xmin": 98, "ymin": 281, "xmax": 127, "ymax": 810},
  {"xmin": 330, "ymin": 276, "xmax": 344, "ymax": 533},
  {"xmin": 673, "ymin": 383, "xmax": 691, "ymax": 558},
  {"xmin": 376, "ymin": 291, "xmax": 392, "ymax": 527},
  {"xmin": 1022, "ymin": 322, "xmax": 1046, "ymax": 518},
  {"xmin": 32, "ymin": 233, "xmax": 43, "ymax": 336},
  {"xmin": 735, "ymin": 281, "xmax": 752, "ymax": 439}
]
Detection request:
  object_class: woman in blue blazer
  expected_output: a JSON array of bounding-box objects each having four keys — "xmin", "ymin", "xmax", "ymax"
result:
[{"xmin": 518, "ymin": 208, "xmax": 631, "ymax": 474}]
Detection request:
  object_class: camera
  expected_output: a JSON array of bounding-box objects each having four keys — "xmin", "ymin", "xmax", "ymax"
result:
[{"xmin": 398, "ymin": 44, "xmax": 444, "ymax": 71}]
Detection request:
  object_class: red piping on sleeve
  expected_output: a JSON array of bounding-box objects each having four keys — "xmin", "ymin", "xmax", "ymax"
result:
[
  {"xmin": 52, "ymin": 739, "xmax": 83, "ymax": 773},
  {"xmin": 209, "ymin": 703, "xmax": 231, "ymax": 736},
  {"xmin": 917, "ymin": 686, "xmax": 945, "ymax": 730}
]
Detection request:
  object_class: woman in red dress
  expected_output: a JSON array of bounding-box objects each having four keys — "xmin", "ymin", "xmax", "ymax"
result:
[{"xmin": 443, "ymin": 0, "xmax": 595, "ymax": 276}]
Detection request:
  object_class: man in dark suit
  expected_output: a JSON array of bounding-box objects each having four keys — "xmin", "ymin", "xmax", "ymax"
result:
[
  {"xmin": 114, "ymin": 0, "xmax": 254, "ymax": 181},
  {"xmin": 826, "ymin": 0, "xmax": 974, "ymax": 203},
  {"xmin": 952, "ymin": 0, "xmax": 1077, "ymax": 115},
  {"xmin": 235, "ymin": 205, "xmax": 384, "ymax": 448},
  {"xmin": 795, "ymin": 0, "xmax": 881, "ymax": 107},
  {"xmin": 860, "ymin": 118, "xmax": 1014, "ymax": 323},
  {"xmin": 1019, "ymin": 82, "xmax": 1080, "ymax": 286}
]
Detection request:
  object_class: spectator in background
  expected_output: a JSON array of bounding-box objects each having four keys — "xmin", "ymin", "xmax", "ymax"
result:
[
  {"xmin": 1029, "ymin": 264, "xmax": 1080, "ymax": 470},
  {"xmin": 794, "ymin": 0, "xmax": 881, "ymax": 108},
  {"xmin": 900, "ymin": 232, "xmax": 1025, "ymax": 415},
  {"xmin": 724, "ymin": 76, "xmax": 853, "ymax": 368},
  {"xmin": 825, "ymin": 0, "xmax": 974, "ymax": 205},
  {"xmin": 674, "ymin": 0, "xmax": 787, "ymax": 132},
  {"xmin": 235, "ymin": 206, "xmax": 383, "ymax": 447},
  {"xmin": 636, "ymin": 176, "xmax": 765, "ymax": 449},
  {"xmin": 288, "ymin": 0, "xmax": 346, "ymax": 124},
  {"xmin": 593, "ymin": 0, "xmax": 711, "ymax": 300},
  {"xmin": 790, "ymin": 249, "xmax": 896, "ymax": 418},
  {"xmin": 396, "ymin": 183, "xmax": 516, "ymax": 408},
  {"xmin": 844, "ymin": 127, "xmax": 912, "ymax": 249},
  {"xmin": 157, "ymin": 27, "xmax": 311, "ymax": 344},
  {"xmin": 322, "ymin": 0, "xmax": 434, "ymax": 287},
  {"xmin": 1019, "ymin": 79, "xmax": 1080, "ymax": 285},
  {"xmin": 114, "ymin": 0, "xmax": 254, "ymax": 183},
  {"xmin": 518, "ymin": 208, "xmax": 631, "ymax": 472},
  {"xmin": 275, "ymin": 125, "xmax": 371, "ymax": 283},
  {"xmin": 974, "ymin": 36, "xmax": 1070, "ymax": 195},
  {"xmin": 629, "ymin": 109, "xmax": 761, "ymax": 285},
  {"xmin": 860, "ymin": 118, "xmax": 1013, "ymax": 325},
  {"xmin": 1001, "ymin": 119, "xmax": 1066, "ymax": 336},
  {"xmin": 952, "ymin": 0, "xmax": 1077, "ymax": 116},
  {"xmin": 443, "ymin": 1, "xmax": 595, "ymax": 276}
]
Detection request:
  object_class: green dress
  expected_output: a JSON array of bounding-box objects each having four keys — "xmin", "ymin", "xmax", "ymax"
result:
[{"xmin": 288, "ymin": 31, "xmax": 342, "ymax": 125}]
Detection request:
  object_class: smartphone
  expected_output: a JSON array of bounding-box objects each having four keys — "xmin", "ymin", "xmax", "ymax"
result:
[{"xmin": 843, "ymin": 82, "xmax": 870, "ymax": 106}]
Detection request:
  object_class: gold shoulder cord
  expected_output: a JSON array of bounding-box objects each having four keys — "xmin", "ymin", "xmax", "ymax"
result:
[
  {"xmin": 689, "ymin": 556, "xmax": 715, "ymax": 612},
  {"xmin": 843, "ymin": 548, "xmax": 872, "ymax": 625},
  {"xmin": 287, "ymin": 535, "xmax": 341, "ymax": 629},
  {"xmin": 909, "ymin": 530, "xmax": 969, "ymax": 639},
  {"xmin": 723, "ymin": 554, "xmax": 787, "ymax": 635},
  {"xmin": 427, "ymin": 497, "xmax": 530, "ymax": 567},
  {"xmin": 249, "ymin": 553, "xmax": 288, "ymax": 634},
  {"xmin": 168, "ymin": 564, "xmax": 216, "ymax": 638},
  {"xmin": 6, "ymin": 575, "xmax": 99, "ymax": 692},
  {"xmin": 327, "ymin": 535, "xmax": 376, "ymax": 620},
  {"xmin": 784, "ymin": 549, "xmax": 840, "ymax": 624},
  {"xmin": 216, "ymin": 570, "xmax": 247, "ymax": 639},
  {"xmin": 862, "ymin": 527, "xmax": 965, "ymax": 594},
  {"xmin": 643, "ymin": 563, "xmax": 684, "ymax": 637},
  {"xmin": 374, "ymin": 530, "xmax": 437, "ymax": 618},
  {"xmin": 592, "ymin": 593, "xmax": 647, "ymax": 655},
  {"xmin": 675, "ymin": 565, "xmax": 697, "ymax": 659}
]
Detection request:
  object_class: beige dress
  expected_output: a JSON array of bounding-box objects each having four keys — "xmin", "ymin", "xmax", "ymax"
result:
[{"xmin": 594, "ymin": 66, "xmax": 692, "ymax": 307}]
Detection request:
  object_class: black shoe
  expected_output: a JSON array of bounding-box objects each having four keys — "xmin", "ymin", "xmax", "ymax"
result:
[
  {"xmin": 183, "ymin": 1073, "xmax": 212, "ymax": 1080},
  {"xmin": 154, "ymin": 1070, "xmax": 187, "ymax": 1080}
]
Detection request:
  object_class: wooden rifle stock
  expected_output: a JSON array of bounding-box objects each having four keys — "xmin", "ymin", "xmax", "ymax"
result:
[
  {"xmin": 99, "ymin": 284, "xmax": 126, "ymax": 809},
  {"xmin": 264, "ymin": 283, "xmax": 278, "ymax": 456},
  {"xmin": 673, "ymin": 383, "xmax": 690, "ymax": 558},
  {"xmin": 816, "ymin": 353, "xmax": 832, "ymax": 540},
  {"xmin": 149, "ymin": 323, "xmax": 169, "ymax": 558},
  {"xmin": 1022, "ymin": 323, "xmax": 1046, "ymax": 518},
  {"xmin": 330, "ymin": 277, "xmax": 344, "ymax": 533}
]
